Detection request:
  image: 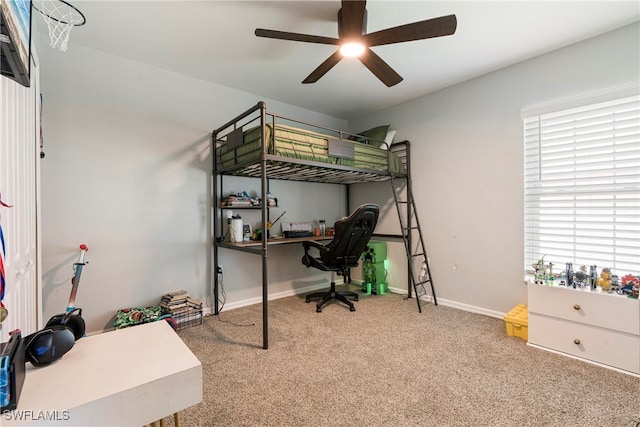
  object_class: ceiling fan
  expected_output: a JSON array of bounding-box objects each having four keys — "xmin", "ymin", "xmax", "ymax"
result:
[{"xmin": 255, "ymin": 0, "xmax": 457, "ymax": 87}]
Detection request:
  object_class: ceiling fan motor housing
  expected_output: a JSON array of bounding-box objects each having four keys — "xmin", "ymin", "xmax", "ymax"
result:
[{"xmin": 338, "ymin": 7, "xmax": 367, "ymax": 38}]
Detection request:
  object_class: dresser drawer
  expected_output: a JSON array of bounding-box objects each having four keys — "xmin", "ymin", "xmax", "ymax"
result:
[
  {"xmin": 529, "ymin": 313, "xmax": 640, "ymax": 374},
  {"xmin": 528, "ymin": 284, "xmax": 639, "ymax": 335}
]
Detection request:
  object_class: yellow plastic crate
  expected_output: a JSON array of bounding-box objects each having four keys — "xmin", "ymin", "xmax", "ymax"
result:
[{"xmin": 504, "ymin": 304, "xmax": 528, "ymax": 341}]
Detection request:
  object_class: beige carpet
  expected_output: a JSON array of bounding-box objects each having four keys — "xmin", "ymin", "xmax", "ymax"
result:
[{"xmin": 172, "ymin": 289, "xmax": 640, "ymax": 426}]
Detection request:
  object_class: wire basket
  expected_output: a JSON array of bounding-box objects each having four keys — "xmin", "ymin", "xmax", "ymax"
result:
[{"xmin": 171, "ymin": 308, "xmax": 203, "ymax": 331}]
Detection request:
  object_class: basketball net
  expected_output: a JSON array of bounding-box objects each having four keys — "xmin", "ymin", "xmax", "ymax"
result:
[{"xmin": 33, "ymin": 0, "xmax": 86, "ymax": 52}]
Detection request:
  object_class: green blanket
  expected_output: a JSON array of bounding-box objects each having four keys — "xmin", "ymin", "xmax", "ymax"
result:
[{"xmin": 219, "ymin": 124, "xmax": 405, "ymax": 174}]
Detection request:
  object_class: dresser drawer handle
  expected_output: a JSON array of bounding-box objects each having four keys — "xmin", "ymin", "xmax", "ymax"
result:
[
  {"xmin": 573, "ymin": 339, "xmax": 581, "ymax": 345},
  {"xmin": 573, "ymin": 304, "xmax": 581, "ymax": 310}
]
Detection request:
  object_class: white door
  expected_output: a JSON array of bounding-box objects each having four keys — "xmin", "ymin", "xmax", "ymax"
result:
[{"xmin": 0, "ymin": 57, "xmax": 40, "ymax": 343}]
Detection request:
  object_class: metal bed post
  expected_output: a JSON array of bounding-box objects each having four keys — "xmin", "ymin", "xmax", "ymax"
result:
[
  {"xmin": 346, "ymin": 185, "xmax": 350, "ymax": 214},
  {"xmin": 406, "ymin": 141, "xmax": 413, "ymax": 299},
  {"xmin": 211, "ymin": 130, "xmax": 220, "ymax": 316},
  {"xmin": 259, "ymin": 102, "xmax": 269, "ymax": 349}
]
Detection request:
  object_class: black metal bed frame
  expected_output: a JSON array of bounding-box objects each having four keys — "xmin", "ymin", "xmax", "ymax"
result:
[{"xmin": 210, "ymin": 101, "xmax": 414, "ymax": 349}]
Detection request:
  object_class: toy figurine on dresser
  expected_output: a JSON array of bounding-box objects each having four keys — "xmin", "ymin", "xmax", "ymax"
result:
[
  {"xmin": 619, "ymin": 274, "xmax": 640, "ymax": 298},
  {"xmin": 575, "ymin": 266, "xmax": 588, "ymax": 287},
  {"xmin": 588, "ymin": 265, "xmax": 598, "ymax": 290},
  {"xmin": 532, "ymin": 257, "xmax": 553, "ymax": 285},
  {"xmin": 532, "ymin": 258, "xmax": 546, "ymax": 285},
  {"xmin": 566, "ymin": 262, "xmax": 574, "ymax": 288},
  {"xmin": 597, "ymin": 268, "xmax": 612, "ymax": 291}
]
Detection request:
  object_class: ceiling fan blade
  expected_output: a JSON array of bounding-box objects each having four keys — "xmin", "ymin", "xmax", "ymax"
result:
[
  {"xmin": 338, "ymin": 0, "xmax": 367, "ymax": 38},
  {"xmin": 302, "ymin": 51, "xmax": 343, "ymax": 84},
  {"xmin": 255, "ymin": 28, "xmax": 339, "ymax": 45},
  {"xmin": 363, "ymin": 14, "xmax": 457, "ymax": 47},
  {"xmin": 358, "ymin": 48, "xmax": 403, "ymax": 87}
]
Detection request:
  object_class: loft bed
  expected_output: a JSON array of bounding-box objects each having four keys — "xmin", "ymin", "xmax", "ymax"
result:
[
  {"xmin": 213, "ymin": 102, "xmax": 408, "ymax": 184},
  {"xmin": 211, "ymin": 101, "xmax": 415, "ymax": 349}
]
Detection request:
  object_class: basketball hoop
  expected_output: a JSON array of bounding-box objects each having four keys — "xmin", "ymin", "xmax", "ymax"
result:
[{"xmin": 32, "ymin": 0, "xmax": 86, "ymax": 52}]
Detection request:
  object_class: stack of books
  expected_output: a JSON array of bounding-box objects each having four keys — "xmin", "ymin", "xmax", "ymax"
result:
[
  {"xmin": 160, "ymin": 290, "xmax": 203, "ymax": 330},
  {"xmin": 221, "ymin": 193, "xmax": 258, "ymax": 207},
  {"xmin": 160, "ymin": 289, "xmax": 189, "ymax": 314}
]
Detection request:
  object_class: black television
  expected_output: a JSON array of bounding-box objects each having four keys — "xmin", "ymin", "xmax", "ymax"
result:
[{"xmin": 0, "ymin": 0, "xmax": 31, "ymax": 87}]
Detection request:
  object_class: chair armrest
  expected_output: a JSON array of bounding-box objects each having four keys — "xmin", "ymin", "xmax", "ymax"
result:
[
  {"xmin": 302, "ymin": 240, "xmax": 325, "ymax": 251},
  {"xmin": 302, "ymin": 239, "xmax": 329, "ymax": 258}
]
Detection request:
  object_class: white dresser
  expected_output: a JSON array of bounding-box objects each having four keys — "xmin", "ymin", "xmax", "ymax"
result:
[
  {"xmin": 528, "ymin": 283, "xmax": 640, "ymax": 375},
  {"xmin": 6, "ymin": 321, "xmax": 202, "ymax": 426}
]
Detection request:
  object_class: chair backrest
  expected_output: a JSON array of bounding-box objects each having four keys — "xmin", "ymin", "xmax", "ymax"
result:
[{"xmin": 320, "ymin": 204, "xmax": 380, "ymax": 270}]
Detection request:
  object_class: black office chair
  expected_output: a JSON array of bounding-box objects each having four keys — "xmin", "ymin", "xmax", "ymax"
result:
[{"xmin": 302, "ymin": 204, "xmax": 380, "ymax": 312}]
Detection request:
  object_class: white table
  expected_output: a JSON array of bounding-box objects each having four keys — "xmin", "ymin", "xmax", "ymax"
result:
[{"xmin": 4, "ymin": 321, "xmax": 202, "ymax": 426}]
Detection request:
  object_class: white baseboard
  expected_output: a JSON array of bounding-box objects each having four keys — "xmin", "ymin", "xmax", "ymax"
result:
[
  {"xmin": 386, "ymin": 284, "xmax": 505, "ymax": 319},
  {"xmin": 429, "ymin": 297, "xmax": 505, "ymax": 319},
  {"xmin": 205, "ymin": 280, "xmax": 507, "ymax": 320},
  {"xmin": 207, "ymin": 280, "xmax": 337, "ymax": 314}
]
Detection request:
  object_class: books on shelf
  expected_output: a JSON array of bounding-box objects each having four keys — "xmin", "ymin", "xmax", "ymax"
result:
[
  {"xmin": 225, "ymin": 200, "xmax": 251, "ymax": 207},
  {"xmin": 221, "ymin": 194, "xmax": 257, "ymax": 207}
]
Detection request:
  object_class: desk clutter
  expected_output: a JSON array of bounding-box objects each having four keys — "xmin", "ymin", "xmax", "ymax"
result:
[
  {"xmin": 281, "ymin": 221, "xmax": 314, "ymax": 238},
  {"xmin": 253, "ymin": 220, "xmax": 335, "ymax": 240},
  {"xmin": 225, "ymin": 216, "xmax": 336, "ymax": 242},
  {"xmin": 220, "ymin": 190, "xmax": 346, "ymax": 242}
]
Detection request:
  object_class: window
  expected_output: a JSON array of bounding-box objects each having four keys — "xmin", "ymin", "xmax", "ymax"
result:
[{"xmin": 523, "ymin": 92, "xmax": 640, "ymax": 276}]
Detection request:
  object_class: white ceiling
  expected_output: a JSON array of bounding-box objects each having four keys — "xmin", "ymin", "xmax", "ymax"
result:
[{"xmin": 35, "ymin": 0, "xmax": 640, "ymax": 119}]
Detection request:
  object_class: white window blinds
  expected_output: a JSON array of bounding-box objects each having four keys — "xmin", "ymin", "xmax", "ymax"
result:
[{"xmin": 523, "ymin": 94, "xmax": 640, "ymax": 275}]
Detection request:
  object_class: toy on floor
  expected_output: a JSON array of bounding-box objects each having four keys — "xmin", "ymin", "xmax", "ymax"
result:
[{"xmin": 361, "ymin": 241, "xmax": 387, "ymax": 295}]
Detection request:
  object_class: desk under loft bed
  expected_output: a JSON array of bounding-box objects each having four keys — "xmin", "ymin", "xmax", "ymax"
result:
[{"xmin": 211, "ymin": 101, "xmax": 435, "ymax": 349}]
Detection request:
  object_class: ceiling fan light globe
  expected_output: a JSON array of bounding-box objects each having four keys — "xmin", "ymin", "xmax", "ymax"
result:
[{"xmin": 340, "ymin": 42, "xmax": 365, "ymax": 57}]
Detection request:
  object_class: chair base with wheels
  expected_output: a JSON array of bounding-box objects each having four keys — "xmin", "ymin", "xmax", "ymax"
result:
[{"xmin": 306, "ymin": 271, "xmax": 358, "ymax": 312}]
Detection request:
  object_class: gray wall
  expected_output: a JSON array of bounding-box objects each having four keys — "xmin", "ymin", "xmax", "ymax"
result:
[
  {"xmin": 350, "ymin": 22, "xmax": 640, "ymax": 316},
  {"xmin": 38, "ymin": 44, "xmax": 347, "ymax": 333},
  {"xmin": 38, "ymin": 22, "xmax": 639, "ymax": 333}
]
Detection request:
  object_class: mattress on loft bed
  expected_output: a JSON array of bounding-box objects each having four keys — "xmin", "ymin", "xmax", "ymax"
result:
[{"xmin": 218, "ymin": 124, "xmax": 405, "ymax": 174}]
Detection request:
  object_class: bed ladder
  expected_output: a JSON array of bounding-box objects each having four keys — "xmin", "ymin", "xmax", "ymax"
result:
[{"xmin": 389, "ymin": 174, "xmax": 437, "ymax": 313}]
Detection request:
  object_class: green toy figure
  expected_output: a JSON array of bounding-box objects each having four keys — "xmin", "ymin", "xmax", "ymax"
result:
[{"xmin": 361, "ymin": 241, "xmax": 388, "ymax": 295}]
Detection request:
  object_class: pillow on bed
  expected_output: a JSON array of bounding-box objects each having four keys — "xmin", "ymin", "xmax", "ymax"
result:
[
  {"xmin": 382, "ymin": 129, "xmax": 397, "ymax": 150},
  {"xmin": 349, "ymin": 125, "xmax": 390, "ymax": 148}
]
